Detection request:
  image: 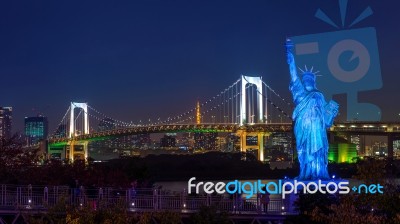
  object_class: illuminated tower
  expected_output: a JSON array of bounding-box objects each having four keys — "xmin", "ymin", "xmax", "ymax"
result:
[
  {"xmin": 69, "ymin": 102, "xmax": 89, "ymax": 138},
  {"xmin": 25, "ymin": 116, "xmax": 48, "ymax": 145},
  {"xmin": 68, "ymin": 102, "xmax": 90, "ymax": 162},
  {"xmin": 240, "ymin": 76, "xmax": 263, "ymax": 125},
  {"xmin": 196, "ymin": 100, "xmax": 201, "ymax": 124}
]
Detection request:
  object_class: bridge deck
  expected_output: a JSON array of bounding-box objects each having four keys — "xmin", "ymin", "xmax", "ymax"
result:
[{"xmin": 48, "ymin": 122, "xmax": 400, "ymax": 144}]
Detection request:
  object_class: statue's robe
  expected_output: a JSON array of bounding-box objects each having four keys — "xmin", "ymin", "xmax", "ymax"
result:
[{"xmin": 290, "ymin": 78, "xmax": 336, "ymax": 180}]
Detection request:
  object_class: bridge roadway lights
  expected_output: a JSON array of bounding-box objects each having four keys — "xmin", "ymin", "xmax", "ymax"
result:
[{"xmin": 237, "ymin": 129, "xmax": 270, "ymax": 162}]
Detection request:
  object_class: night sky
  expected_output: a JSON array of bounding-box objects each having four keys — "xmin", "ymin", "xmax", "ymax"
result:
[{"xmin": 1, "ymin": 0, "xmax": 399, "ymax": 133}]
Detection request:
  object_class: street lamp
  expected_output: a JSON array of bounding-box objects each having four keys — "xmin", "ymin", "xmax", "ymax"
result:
[{"xmin": 211, "ymin": 115, "xmax": 216, "ymax": 123}]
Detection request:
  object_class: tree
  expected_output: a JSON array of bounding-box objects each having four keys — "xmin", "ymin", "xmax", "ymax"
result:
[
  {"xmin": 0, "ymin": 134, "xmax": 39, "ymax": 183},
  {"xmin": 308, "ymin": 158, "xmax": 400, "ymax": 224}
]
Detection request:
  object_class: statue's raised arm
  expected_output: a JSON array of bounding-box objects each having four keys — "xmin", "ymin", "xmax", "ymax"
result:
[{"xmin": 285, "ymin": 39, "xmax": 298, "ymax": 82}]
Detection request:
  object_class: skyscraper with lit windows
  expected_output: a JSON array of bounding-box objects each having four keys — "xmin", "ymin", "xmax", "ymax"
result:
[
  {"xmin": 0, "ymin": 107, "xmax": 12, "ymax": 140},
  {"xmin": 194, "ymin": 132, "xmax": 217, "ymax": 150},
  {"xmin": 24, "ymin": 116, "xmax": 48, "ymax": 145}
]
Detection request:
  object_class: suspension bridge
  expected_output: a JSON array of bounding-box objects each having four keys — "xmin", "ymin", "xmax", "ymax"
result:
[
  {"xmin": 46, "ymin": 75, "xmax": 294, "ymax": 161},
  {"xmin": 46, "ymin": 75, "xmax": 400, "ymax": 161}
]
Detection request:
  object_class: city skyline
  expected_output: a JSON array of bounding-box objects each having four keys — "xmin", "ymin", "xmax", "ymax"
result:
[{"xmin": 1, "ymin": 0, "xmax": 399, "ymax": 133}]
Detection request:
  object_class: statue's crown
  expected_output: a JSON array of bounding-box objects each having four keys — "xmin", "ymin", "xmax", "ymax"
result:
[{"xmin": 299, "ymin": 65, "xmax": 319, "ymax": 81}]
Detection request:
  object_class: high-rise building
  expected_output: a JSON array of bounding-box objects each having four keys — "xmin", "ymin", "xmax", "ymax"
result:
[
  {"xmin": 215, "ymin": 136, "xmax": 227, "ymax": 151},
  {"xmin": 394, "ymin": 140, "xmax": 400, "ymax": 157},
  {"xmin": 94, "ymin": 118, "xmax": 151, "ymax": 149},
  {"xmin": 371, "ymin": 141, "xmax": 387, "ymax": 157},
  {"xmin": 269, "ymin": 133, "xmax": 292, "ymax": 151},
  {"xmin": 160, "ymin": 134, "xmax": 176, "ymax": 148},
  {"xmin": 0, "ymin": 107, "xmax": 12, "ymax": 140},
  {"xmin": 24, "ymin": 116, "xmax": 48, "ymax": 145},
  {"xmin": 265, "ymin": 133, "xmax": 293, "ymax": 161},
  {"xmin": 350, "ymin": 135, "xmax": 366, "ymax": 155},
  {"xmin": 132, "ymin": 134, "xmax": 151, "ymax": 148},
  {"xmin": 180, "ymin": 133, "xmax": 195, "ymax": 149},
  {"xmin": 194, "ymin": 132, "xmax": 217, "ymax": 150},
  {"xmin": 226, "ymin": 134, "xmax": 240, "ymax": 152}
]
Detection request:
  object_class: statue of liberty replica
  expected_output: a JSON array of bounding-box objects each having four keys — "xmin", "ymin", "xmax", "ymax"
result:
[{"xmin": 286, "ymin": 39, "xmax": 339, "ymax": 180}]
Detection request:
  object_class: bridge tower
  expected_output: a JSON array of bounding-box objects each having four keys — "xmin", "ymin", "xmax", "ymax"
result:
[
  {"xmin": 69, "ymin": 102, "xmax": 89, "ymax": 137},
  {"xmin": 240, "ymin": 75, "xmax": 264, "ymax": 126},
  {"xmin": 238, "ymin": 75, "xmax": 267, "ymax": 161},
  {"xmin": 68, "ymin": 102, "xmax": 89, "ymax": 162}
]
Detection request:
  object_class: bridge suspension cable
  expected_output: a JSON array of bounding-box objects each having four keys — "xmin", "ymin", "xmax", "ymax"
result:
[
  {"xmin": 172, "ymin": 82, "xmax": 250, "ymax": 124},
  {"xmin": 259, "ymin": 83, "xmax": 292, "ymax": 121},
  {"xmin": 153, "ymin": 78, "xmax": 241, "ymax": 125},
  {"xmin": 49, "ymin": 106, "xmax": 71, "ymax": 138},
  {"xmin": 262, "ymin": 80, "xmax": 291, "ymax": 107},
  {"xmin": 167, "ymin": 77, "xmax": 293, "ymax": 124},
  {"xmin": 50, "ymin": 76, "xmax": 294, "ymax": 141},
  {"xmin": 87, "ymin": 105, "xmax": 132, "ymax": 127}
]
